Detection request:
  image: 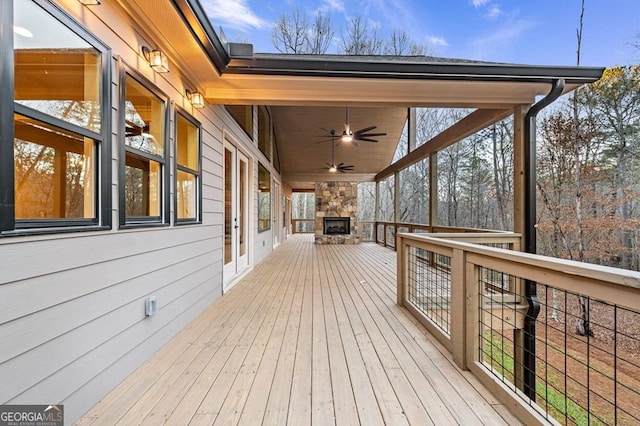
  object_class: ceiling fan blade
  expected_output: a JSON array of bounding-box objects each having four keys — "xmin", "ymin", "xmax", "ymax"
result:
[
  {"xmin": 355, "ymin": 125, "xmax": 377, "ymax": 134},
  {"xmin": 355, "ymin": 137, "xmax": 378, "ymax": 143},
  {"xmin": 358, "ymin": 132, "xmax": 387, "ymax": 138}
]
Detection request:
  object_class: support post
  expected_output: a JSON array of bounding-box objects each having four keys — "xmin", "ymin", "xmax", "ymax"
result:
[
  {"xmin": 429, "ymin": 152, "xmax": 438, "ymax": 232},
  {"xmin": 451, "ymin": 248, "xmax": 467, "ymax": 369}
]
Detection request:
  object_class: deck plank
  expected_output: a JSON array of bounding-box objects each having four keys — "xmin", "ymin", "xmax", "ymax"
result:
[{"xmin": 78, "ymin": 235, "xmax": 522, "ymax": 425}]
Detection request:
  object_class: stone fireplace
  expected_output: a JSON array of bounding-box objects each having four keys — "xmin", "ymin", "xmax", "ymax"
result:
[{"xmin": 315, "ymin": 182, "xmax": 360, "ymax": 244}]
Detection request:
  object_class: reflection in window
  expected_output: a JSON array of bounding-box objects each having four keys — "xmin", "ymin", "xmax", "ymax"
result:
[
  {"xmin": 225, "ymin": 105, "xmax": 253, "ymax": 137},
  {"xmin": 176, "ymin": 113, "xmax": 200, "ymax": 221},
  {"xmin": 122, "ymin": 72, "xmax": 166, "ymax": 222},
  {"xmin": 14, "ymin": 0, "xmax": 101, "ymax": 132},
  {"xmin": 124, "ymin": 78, "xmax": 164, "ymax": 155},
  {"xmin": 258, "ymin": 163, "xmax": 271, "ymax": 232},
  {"xmin": 258, "ymin": 106, "xmax": 271, "ymax": 160},
  {"xmin": 125, "ymin": 154, "xmax": 161, "ymax": 217},
  {"xmin": 14, "ymin": 114, "xmax": 95, "ymax": 220}
]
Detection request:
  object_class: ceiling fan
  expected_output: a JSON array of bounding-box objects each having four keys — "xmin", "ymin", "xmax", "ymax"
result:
[
  {"xmin": 325, "ymin": 130, "xmax": 354, "ymax": 173},
  {"xmin": 339, "ymin": 107, "xmax": 387, "ymax": 146}
]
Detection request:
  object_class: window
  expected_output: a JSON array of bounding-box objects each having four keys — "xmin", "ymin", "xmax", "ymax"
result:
[
  {"xmin": 1, "ymin": 0, "xmax": 110, "ymax": 232},
  {"xmin": 225, "ymin": 105, "xmax": 253, "ymax": 138},
  {"xmin": 175, "ymin": 110, "xmax": 201, "ymax": 223},
  {"xmin": 273, "ymin": 133, "xmax": 281, "ymax": 173},
  {"xmin": 258, "ymin": 106, "xmax": 271, "ymax": 160},
  {"xmin": 119, "ymin": 64, "xmax": 168, "ymax": 226},
  {"xmin": 258, "ymin": 163, "xmax": 271, "ymax": 232}
]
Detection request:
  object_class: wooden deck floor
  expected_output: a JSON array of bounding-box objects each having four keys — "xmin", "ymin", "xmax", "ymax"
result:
[{"xmin": 78, "ymin": 234, "xmax": 521, "ymax": 425}]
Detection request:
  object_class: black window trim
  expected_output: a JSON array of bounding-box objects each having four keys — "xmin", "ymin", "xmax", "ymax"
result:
[
  {"xmin": 257, "ymin": 105, "xmax": 272, "ymax": 161},
  {"xmin": 224, "ymin": 105, "xmax": 254, "ymax": 140},
  {"xmin": 257, "ymin": 161, "xmax": 271, "ymax": 233},
  {"xmin": 174, "ymin": 106, "xmax": 203, "ymax": 225},
  {"xmin": 1, "ymin": 0, "xmax": 112, "ymax": 236},
  {"xmin": 118, "ymin": 59, "xmax": 171, "ymax": 228}
]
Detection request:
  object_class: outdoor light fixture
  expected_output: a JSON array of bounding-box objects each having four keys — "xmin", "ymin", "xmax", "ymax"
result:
[
  {"xmin": 142, "ymin": 46, "xmax": 169, "ymax": 73},
  {"xmin": 78, "ymin": 0, "xmax": 101, "ymax": 4},
  {"xmin": 341, "ymin": 130, "xmax": 354, "ymax": 144},
  {"xmin": 186, "ymin": 89, "xmax": 206, "ymax": 109}
]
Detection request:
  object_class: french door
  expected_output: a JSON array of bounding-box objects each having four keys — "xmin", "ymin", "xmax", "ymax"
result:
[{"xmin": 223, "ymin": 144, "xmax": 249, "ymax": 290}]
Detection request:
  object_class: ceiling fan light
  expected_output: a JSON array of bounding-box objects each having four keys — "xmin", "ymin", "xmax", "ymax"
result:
[
  {"xmin": 341, "ymin": 131, "xmax": 353, "ymax": 143},
  {"xmin": 329, "ymin": 165, "xmax": 337, "ymax": 173}
]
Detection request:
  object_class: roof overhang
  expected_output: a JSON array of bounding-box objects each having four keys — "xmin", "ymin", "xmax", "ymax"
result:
[{"xmin": 135, "ymin": 0, "xmax": 606, "ymax": 188}]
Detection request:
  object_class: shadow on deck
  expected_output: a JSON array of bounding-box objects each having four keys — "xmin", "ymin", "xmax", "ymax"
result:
[{"xmin": 78, "ymin": 234, "xmax": 521, "ymax": 425}]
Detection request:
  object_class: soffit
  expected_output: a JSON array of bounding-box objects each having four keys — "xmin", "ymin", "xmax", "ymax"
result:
[{"xmin": 271, "ymin": 106, "xmax": 408, "ymax": 186}]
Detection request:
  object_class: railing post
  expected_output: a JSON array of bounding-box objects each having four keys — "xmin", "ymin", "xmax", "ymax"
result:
[
  {"xmin": 397, "ymin": 235, "xmax": 408, "ymax": 306},
  {"xmin": 465, "ymin": 260, "xmax": 479, "ymax": 369},
  {"xmin": 451, "ymin": 248, "xmax": 467, "ymax": 369}
]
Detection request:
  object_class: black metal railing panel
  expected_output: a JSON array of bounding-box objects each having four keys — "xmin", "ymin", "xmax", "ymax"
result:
[
  {"xmin": 407, "ymin": 246, "xmax": 452, "ymax": 335},
  {"xmin": 477, "ymin": 266, "xmax": 640, "ymax": 425}
]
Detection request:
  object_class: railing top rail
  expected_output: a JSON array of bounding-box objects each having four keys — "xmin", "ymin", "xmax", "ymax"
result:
[
  {"xmin": 398, "ymin": 233, "xmax": 640, "ymax": 293},
  {"xmin": 420, "ymin": 232, "xmax": 521, "ymax": 241}
]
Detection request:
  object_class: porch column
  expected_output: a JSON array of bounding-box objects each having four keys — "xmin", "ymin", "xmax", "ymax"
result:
[
  {"xmin": 394, "ymin": 170, "xmax": 400, "ymax": 240},
  {"xmin": 429, "ymin": 152, "xmax": 438, "ymax": 231},
  {"xmin": 408, "ymin": 108, "xmax": 417, "ymax": 152},
  {"xmin": 375, "ymin": 179, "xmax": 380, "ymax": 243}
]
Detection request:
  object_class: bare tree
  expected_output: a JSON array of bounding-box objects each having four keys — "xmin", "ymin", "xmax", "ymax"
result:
[
  {"xmin": 384, "ymin": 29, "xmax": 433, "ymax": 56},
  {"xmin": 306, "ymin": 10, "xmax": 334, "ymax": 54},
  {"xmin": 271, "ymin": 8, "xmax": 308, "ymax": 53},
  {"xmin": 572, "ymin": 0, "xmax": 595, "ymax": 337},
  {"xmin": 339, "ymin": 15, "xmax": 383, "ymax": 55}
]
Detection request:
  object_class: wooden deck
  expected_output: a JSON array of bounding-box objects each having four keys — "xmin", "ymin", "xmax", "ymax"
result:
[{"xmin": 77, "ymin": 234, "xmax": 521, "ymax": 425}]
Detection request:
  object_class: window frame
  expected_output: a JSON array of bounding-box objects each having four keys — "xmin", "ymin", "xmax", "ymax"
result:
[
  {"xmin": 225, "ymin": 105, "xmax": 253, "ymax": 140},
  {"xmin": 258, "ymin": 106, "xmax": 272, "ymax": 161},
  {"xmin": 174, "ymin": 107, "xmax": 202, "ymax": 225},
  {"xmin": 118, "ymin": 60, "xmax": 170, "ymax": 228},
  {"xmin": 0, "ymin": 0, "xmax": 112, "ymax": 235},
  {"xmin": 257, "ymin": 162, "xmax": 271, "ymax": 233}
]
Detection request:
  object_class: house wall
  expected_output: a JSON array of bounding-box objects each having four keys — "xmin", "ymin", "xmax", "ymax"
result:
[{"xmin": 0, "ymin": 1, "xmax": 281, "ymax": 422}]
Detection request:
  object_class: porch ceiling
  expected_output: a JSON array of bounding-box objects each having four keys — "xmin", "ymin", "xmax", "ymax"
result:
[{"xmin": 272, "ymin": 106, "xmax": 408, "ymax": 185}]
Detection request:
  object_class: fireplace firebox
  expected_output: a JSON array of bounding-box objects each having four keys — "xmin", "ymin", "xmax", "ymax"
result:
[{"xmin": 323, "ymin": 217, "xmax": 350, "ymax": 235}]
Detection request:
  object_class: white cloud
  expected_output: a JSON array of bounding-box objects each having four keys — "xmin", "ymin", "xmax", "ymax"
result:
[
  {"xmin": 320, "ymin": 0, "xmax": 346, "ymax": 13},
  {"xmin": 427, "ymin": 36, "xmax": 449, "ymax": 47},
  {"xmin": 470, "ymin": 19, "xmax": 535, "ymax": 60},
  {"xmin": 486, "ymin": 6, "xmax": 502, "ymax": 18},
  {"xmin": 200, "ymin": 0, "xmax": 270, "ymax": 31},
  {"xmin": 472, "ymin": 0, "xmax": 489, "ymax": 7}
]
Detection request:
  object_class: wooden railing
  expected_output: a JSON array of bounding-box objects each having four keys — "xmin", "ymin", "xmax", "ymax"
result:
[
  {"xmin": 374, "ymin": 221, "xmax": 510, "ymax": 248},
  {"xmin": 397, "ymin": 232, "xmax": 640, "ymax": 425}
]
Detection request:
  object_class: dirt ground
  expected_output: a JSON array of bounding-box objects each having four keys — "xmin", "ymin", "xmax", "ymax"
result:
[{"xmin": 531, "ymin": 290, "xmax": 639, "ymax": 424}]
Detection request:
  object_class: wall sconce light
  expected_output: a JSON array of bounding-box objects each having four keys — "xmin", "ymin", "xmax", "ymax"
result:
[
  {"xmin": 186, "ymin": 89, "xmax": 206, "ymax": 109},
  {"xmin": 142, "ymin": 46, "xmax": 169, "ymax": 73},
  {"xmin": 78, "ymin": 0, "xmax": 101, "ymax": 4}
]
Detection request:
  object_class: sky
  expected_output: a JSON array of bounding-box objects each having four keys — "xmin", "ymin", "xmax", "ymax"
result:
[{"xmin": 200, "ymin": 0, "xmax": 640, "ymax": 68}]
